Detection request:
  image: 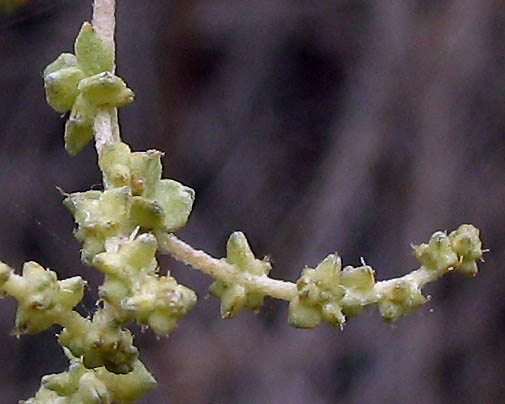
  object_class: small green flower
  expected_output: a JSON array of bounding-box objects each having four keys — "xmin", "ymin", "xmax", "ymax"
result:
[
  {"xmin": 377, "ymin": 280, "xmax": 426, "ymax": 323},
  {"xmin": 58, "ymin": 310, "xmax": 138, "ymax": 374},
  {"xmin": 209, "ymin": 232, "xmax": 271, "ymax": 318},
  {"xmin": 63, "ymin": 187, "xmax": 132, "ymax": 264},
  {"xmin": 95, "ymin": 234, "xmax": 197, "ymax": 336},
  {"xmin": 449, "ymin": 224, "xmax": 483, "ymax": 276},
  {"xmin": 98, "ymin": 142, "xmax": 195, "ymax": 233},
  {"xmin": 43, "ymin": 23, "xmax": 133, "ymax": 155},
  {"xmin": 1, "ymin": 261, "xmax": 86, "ymax": 335},
  {"xmin": 23, "ymin": 349, "xmax": 155, "ymax": 404},
  {"xmin": 413, "ymin": 231, "xmax": 459, "ymax": 272},
  {"xmin": 288, "ymin": 254, "xmax": 346, "ymax": 328},
  {"xmin": 413, "ymin": 224, "xmax": 482, "ymax": 276}
]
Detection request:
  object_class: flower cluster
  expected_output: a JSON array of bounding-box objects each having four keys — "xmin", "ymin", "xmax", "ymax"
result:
[
  {"xmin": 209, "ymin": 232, "xmax": 271, "ymax": 318},
  {"xmin": 43, "ymin": 23, "xmax": 133, "ymax": 155},
  {"xmin": 288, "ymin": 224, "xmax": 483, "ymax": 327}
]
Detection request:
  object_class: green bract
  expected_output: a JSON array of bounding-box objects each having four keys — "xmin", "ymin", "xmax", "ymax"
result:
[
  {"xmin": 0, "ymin": 261, "xmax": 86, "ymax": 335},
  {"xmin": 58, "ymin": 310, "xmax": 139, "ymax": 374},
  {"xmin": 22, "ymin": 349, "xmax": 156, "ymax": 404},
  {"xmin": 288, "ymin": 254, "xmax": 346, "ymax": 328},
  {"xmin": 209, "ymin": 232, "xmax": 271, "ymax": 318},
  {"xmin": 99, "ymin": 142, "xmax": 195, "ymax": 232},
  {"xmin": 95, "ymin": 234, "xmax": 197, "ymax": 336},
  {"xmin": 413, "ymin": 224, "xmax": 483, "ymax": 276},
  {"xmin": 64, "ymin": 141, "xmax": 194, "ymax": 264},
  {"xmin": 43, "ymin": 23, "xmax": 133, "ymax": 155}
]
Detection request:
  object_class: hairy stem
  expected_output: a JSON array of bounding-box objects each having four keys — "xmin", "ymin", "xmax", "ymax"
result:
[
  {"xmin": 156, "ymin": 232, "xmax": 298, "ymax": 301},
  {"xmin": 92, "ymin": 0, "xmax": 116, "ymax": 52},
  {"xmin": 92, "ymin": 0, "xmax": 119, "ymax": 155},
  {"xmin": 157, "ymin": 232, "xmax": 458, "ymax": 309},
  {"xmin": 340, "ymin": 266, "xmax": 444, "ymax": 308}
]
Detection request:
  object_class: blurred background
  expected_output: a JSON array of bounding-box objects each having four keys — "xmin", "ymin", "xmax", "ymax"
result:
[{"xmin": 0, "ymin": 0, "xmax": 504, "ymax": 403}]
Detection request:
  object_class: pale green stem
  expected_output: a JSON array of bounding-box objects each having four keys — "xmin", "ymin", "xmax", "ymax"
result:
[
  {"xmin": 158, "ymin": 232, "xmax": 453, "ymax": 309},
  {"xmin": 92, "ymin": 0, "xmax": 120, "ymax": 156},
  {"xmin": 92, "ymin": 0, "xmax": 116, "ymax": 53},
  {"xmin": 156, "ymin": 232, "xmax": 298, "ymax": 301},
  {"xmin": 340, "ymin": 266, "xmax": 445, "ymax": 307}
]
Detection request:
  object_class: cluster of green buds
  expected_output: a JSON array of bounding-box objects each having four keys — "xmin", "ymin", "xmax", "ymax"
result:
[
  {"xmin": 288, "ymin": 255, "xmax": 375, "ymax": 328},
  {"xmin": 94, "ymin": 233, "xmax": 197, "ymax": 336},
  {"xmin": 287, "ymin": 224, "xmax": 483, "ymax": 328},
  {"xmin": 21, "ymin": 349, "xmax": 155, "ymax": 404},
  {"xmin": 209, "ymin": 232, "xmax": 271, "ymax": 318},
  {"xmin": 413, "ymin": 224, "xmax": 482, "ymax": 276},
  {"xmin": 64, "ymin": 141, "xmax": 194, "ymax": 264},
  {"xmin": 43, "ymin": 23, "xmax": 133, "ymax": 155},
  {"xmin": 0, "ymin": 259, "xmax": 156, "ymax": 402},
  {"xmin": 0, "ymin": 261, "xmax": 85, "ymax": 335},
  {"xmin": 15, "ymin": 17, "xmax": 201, "ymax": 402}
]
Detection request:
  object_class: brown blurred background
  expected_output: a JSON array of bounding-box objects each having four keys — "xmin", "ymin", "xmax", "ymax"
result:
[{"xmin": 1, "ymin": 0, "xmax": 504, "ymax": 403}]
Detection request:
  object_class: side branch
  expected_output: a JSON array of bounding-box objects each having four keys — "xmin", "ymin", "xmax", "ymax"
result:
[
  {"xmin": 157, "ymin": 225, "xmax": 483, "ymax": 327},
  {"xmin": 156, "ymin": 232, "xmax": 298, "ymax": 301}
]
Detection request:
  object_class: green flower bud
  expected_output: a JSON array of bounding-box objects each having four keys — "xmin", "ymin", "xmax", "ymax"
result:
[
  {"xmin": 288, "ymin": 296, "xmax": 322, "ymax": 329},
  {"xmin": 99, "ymin": 142, "xmax": 132, "ymax": 187},
  {"xmin": 128, "ymin": 150, "xmax": 163, "ymax": 197},
  {"xmin": 0, "ymin": 261, "xmax": 13, "ymax": 291},
  {"xmin": 340, "ymin": 264, "xmax": 375, "ymax": 291},
  {"xmin": 210, "ymin": 232, "xmax": 271, "ymax": 318},
  {"xmin": 44, "ymin": 53, "xmax": 79, "ymax": 75},
  {"xmin": 288, "ymin": 254, "xmax": 345, "ymax": 328},
  {"xmin": 59, "ymin": 310, "xmax": 138, "ymax": 374},
  {"xmin": 449, "ymin": 224, "xmax": 482, "ymax": 276},
  {"xmin": 64, "ymin": 187, "xmax": 132, "ymax": 264},
  {"xmin": 44, "ymin": 66, "xmax": 85, "ymax": 113},
  {"xmin": 456, "ymin": 260, "xmax": 478, "ymax": 277},
  {"xmin": 378, "ymin": 280, "xmax": 426, "ymax": 323},
  {"xmin": 42, "ymin": 371, "xmax": 75, "ymax": 396},
  {"xmin": 77, "ymin": 373, "xmax": 110, "ymax": 403},
  {"xmin": 122, "ymin": 275, "xmax": 197, "ymax": 336},
  {"xmin": 212, "ymin": 283, "xmax": 247, "ymax": 318},
  {"xmin": 74, "ymin": 22, "xmax": 114, "ymax": 76},
  {"xmin": 96, "ymin": 360, "xmax": 156, "ymax": 404},
  {"xmin": 129, "ymin": 196, "xmax": 164, "ymax": 230},
  {"xmin": 413, "ymin": 231, "xmax": 458, "ymax": 272},
  {"xmin": 95, "ymin": 234, "xmax": 196, "ymax": 335},
  {"xmin": 4, "ymin": 262, "xmax": 86, "ymax": 335},
  {"xmin": 78, "ymin": 72, "xmax": 134, "ymax": 107},
  {"xmin": 449, "ymin": 224, "xmax": 482, "ymax": 261},
  {"xmin": 152, "ymin": 179, "xmax": 195, "ymax": 232},
  {"xmin": 64, "ymin": 94, "xmax": 97, "ymax": 155}
]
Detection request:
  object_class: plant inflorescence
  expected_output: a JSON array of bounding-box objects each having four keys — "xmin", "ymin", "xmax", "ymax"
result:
[{"xmin": 0, "ymin": 1, "xmax": 485, "ymax": 403}]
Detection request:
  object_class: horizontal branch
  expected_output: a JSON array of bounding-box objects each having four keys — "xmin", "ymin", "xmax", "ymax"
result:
[{"xmin": 156, "ymin": 232, "xmax": 298, "ymax": 301}]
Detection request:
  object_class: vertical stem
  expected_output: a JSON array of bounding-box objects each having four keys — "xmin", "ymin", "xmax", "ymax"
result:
[
  {"xmin": 91, "ymin": 0, "xmax": 120, "ymax": 320},
  {"xmin": 91, "ymin": 0, "xmax": 120, "ymax": 156},
  {"xmin": 92, "ymin": 0, "xmax": 116, "ymax": 57}
]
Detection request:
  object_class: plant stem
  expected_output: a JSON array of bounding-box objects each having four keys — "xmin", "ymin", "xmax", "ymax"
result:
[
  {"xmin": 156, "ymin": 232, "xmax": 299, "ymax": 301},
  {"xmin": 339, "ymin": 266, "xmax": 442, "ymax": 308},
  {"xmin": 92, "ymin": 0, "xmax": 116, "ymax": 52},
  {"xmin": 92, "ymin": 0, "xmax": 119, "ymax": 155}
]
